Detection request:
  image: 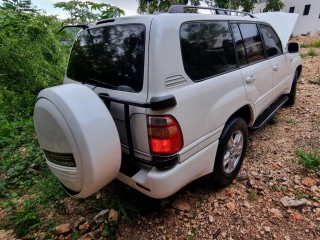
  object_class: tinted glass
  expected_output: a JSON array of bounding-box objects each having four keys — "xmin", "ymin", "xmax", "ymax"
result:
[
  {"xmin": 67, "ymin": 24, "xmax": 145, "ymax": 92},
  {"xmin": 231, "ymin": 23, "xmax": 248, "ymax": 67},
  {"xmin": 238, "ymin": 23, "xmax": 265, "ymax": 64},
  {"xmin": 260, "ymin": 25, "xmax": 283, "ymax": 58},
  {"xmin": 180, "ymin": 21, "xmax": 237, "ymax": 81}
]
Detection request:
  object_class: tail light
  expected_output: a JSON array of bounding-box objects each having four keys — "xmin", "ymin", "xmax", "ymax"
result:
[{"xmin": 147, "ymin": 115, "xmax": 183, "ymax": 155}]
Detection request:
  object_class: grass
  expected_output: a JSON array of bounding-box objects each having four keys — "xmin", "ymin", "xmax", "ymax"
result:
[
  {"xmin": 296, "ymin": 148, "xmax": 320, "ymax": 170},
  {"xmin": 247, "ymin": 190, "xmax": 257, "ymax": 201},
  {"xmin": 311, "ymin": 40, "xmax": 320, "ymax": 48},
  {"xmin": 306, "ymin": 49, "xmax": 318, "ymax": 57},
  {"xmin": 285, "ymin": 118, "xmax": 297, "ymax": 125}
]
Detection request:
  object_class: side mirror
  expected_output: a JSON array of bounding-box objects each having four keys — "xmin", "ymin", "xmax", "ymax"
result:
[{"xmin": 287, "ymin": 42, "xmax": 299, "ymax": 53}]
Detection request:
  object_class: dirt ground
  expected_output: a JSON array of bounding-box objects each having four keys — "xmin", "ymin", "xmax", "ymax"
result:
[{"xmin": 1, "ymin": 37, "xmax": 320, "ymax": 240}]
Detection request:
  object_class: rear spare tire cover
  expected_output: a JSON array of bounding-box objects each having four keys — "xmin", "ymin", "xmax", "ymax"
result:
[{"xmin": 33, "ymin": 84, "xmax": 121, "ymax": 198}]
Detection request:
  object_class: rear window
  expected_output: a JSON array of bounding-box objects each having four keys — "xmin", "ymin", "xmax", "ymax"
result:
[{"xmin": 67, "ymin": 24, "xmax": 146, "ymax": 92}]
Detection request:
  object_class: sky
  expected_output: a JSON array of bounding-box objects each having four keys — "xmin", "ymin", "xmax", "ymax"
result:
[{"xmin": 32, "ymin": 0, "xmax": 139, "ymax": 19}]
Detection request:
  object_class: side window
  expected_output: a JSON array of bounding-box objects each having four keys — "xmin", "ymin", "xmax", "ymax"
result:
[
  {"xmin": 260, "ymin": 24, "xmax": 283, "ymax": 58},
  {"xmin": 180, "ymin": 21, "xmax": 237, "ymax": 81},
  {"xmin": 231, "ymin": 23, "xmax": 247, "ymax": 67},
  {"xmin": 238, "ymin": 23, "xmax": 265, "ymax": 65}
]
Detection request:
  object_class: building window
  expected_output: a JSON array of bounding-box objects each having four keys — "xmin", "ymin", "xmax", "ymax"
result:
[
  {"xmin": 303, "ymin": 4, "xmax": 311, "ymax": 16},
  {"xmin": 289, "ymin": 7, "xmax": 295, "ymax": 13}
]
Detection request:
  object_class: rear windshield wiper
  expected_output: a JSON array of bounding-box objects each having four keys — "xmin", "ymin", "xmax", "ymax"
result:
[
  {"xmin": 87, "ymin": 78, "xmax": 118, "ymax": 90},
  {"xmin": 57, "ymin": 24, "xmax": 89, "ymax": 34}
]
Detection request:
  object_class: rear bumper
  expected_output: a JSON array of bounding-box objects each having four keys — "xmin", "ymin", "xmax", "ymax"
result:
[{"xmin": 117, "ymin": 140, "xmax": 219, "ymax": 199}]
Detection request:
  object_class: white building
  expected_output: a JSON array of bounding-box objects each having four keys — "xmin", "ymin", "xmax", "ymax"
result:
[{"xmin": 253, "ymin": 0, "xmax": 320, "ymax": 36}]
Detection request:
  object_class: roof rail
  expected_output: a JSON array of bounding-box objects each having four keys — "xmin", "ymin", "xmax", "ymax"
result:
[{"xmin": 168, "ymin": 5, "xmax": 256, "ymax": 18}]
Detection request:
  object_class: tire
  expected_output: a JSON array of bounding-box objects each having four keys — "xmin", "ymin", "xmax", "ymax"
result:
[
  {"xmin": 285, "ymin": 70, "xmax": 298, "ymax": 106},
  {"xmin": 211, "ymin": 117, "xmax": 248, "ymax": 187}
]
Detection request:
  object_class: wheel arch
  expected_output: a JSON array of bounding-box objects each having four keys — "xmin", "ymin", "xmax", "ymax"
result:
[
  {"xmin": 227, "ymin": 105, "xmax": 254, "ymax": 126},
  {"xmin": 296, "ymin": 65, "xmax": 302, "ymax": 79}
]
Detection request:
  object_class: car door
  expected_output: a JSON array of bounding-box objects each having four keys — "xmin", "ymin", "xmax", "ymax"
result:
[
  {"xmin": 259, "ymin": 24, "xmax": 291, "ymax": 98},
  {"xmin": 231, "ymin": 22, "xmax": 274, "ymax": 115}
]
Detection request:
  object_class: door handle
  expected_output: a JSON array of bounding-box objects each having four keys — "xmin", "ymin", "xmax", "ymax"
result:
[
  {"xmin": 273, "ymin": 65, "xmax": 279, "ymax": 71},
  {"xmin": 245, "ymin": 75, "xmax": 255, "ymax": 83}
]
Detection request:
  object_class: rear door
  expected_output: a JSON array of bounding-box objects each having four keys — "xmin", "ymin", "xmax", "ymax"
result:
[{"xmin": 232, "ymin": 22, "xmax": 274, "ymax": 115}]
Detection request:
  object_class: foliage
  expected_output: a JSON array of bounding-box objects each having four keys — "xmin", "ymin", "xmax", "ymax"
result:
[
  {"xmin": 210, "ymin": 0, "xmax": 258, "ymax": 12},
  {"xmin": 296, "ymin": 149, "xmax": 320, "ymax": 170},
  {"xmin": 137, "ymin": 0, "xmax": 258, "ymax": 13},
  {"xmin": 138, "ymin": 0, "xmax": 200, "ymax": 13},
  {"xmin": 54, "ymin": 0, "xmax": 124, "ymax": 24},
  {"xmin": 307, "ymin": 49, "xmax": 318, "ymax": 57},
  {"xmin": 0, "ymin": 3, "xmax": 67, "ymax": 236},
  {"xmin": 0, "ymin": 0, "xmax": 37, "ymax": 12},
  {"xmin": 264, "ymin": 0, "xmax": 284, "ymax": 12}
]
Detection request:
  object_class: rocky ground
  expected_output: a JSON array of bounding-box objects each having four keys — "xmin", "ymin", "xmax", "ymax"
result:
[{"xmin": 1, "ymin": 37, "xmax": 320, "ymax": 240}]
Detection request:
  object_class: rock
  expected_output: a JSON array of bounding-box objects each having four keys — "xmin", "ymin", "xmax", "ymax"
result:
[
  {"xmin": 74, "ymin": 217, "xmax": 86, "ymax": 229},
  {"xmin": 94, "ymin": 209, "xmax": 109, "ymax": 223},
  {"xmin": 264, "ymin": 226, "xmax": 271, "ymax": 232},
  {"xmin": 270, "ymin": 208, "xmax": 283, "ymax": 218},
  {"xmin": 315, "ymin": 208, "xmax": 320, "ymax": 217},
  {"xmin": 78, "ymin": 233, "xmax": 94, "ymax": 240},
  {"xmin": 301, "ymin": 177, "xmax": 315, "ymax": 187},
  {"xmin": 58, "ymin": 235, "xmax": 65, "ymax": 240},
  {"xmin": 55, "ymin": 224, "xmax": 71, "ymax": 235},
  {"xmin": 290, "ymin": 211, "xmax": 303, "ymax": 221},
  {"xmin": 225, "ymin": 188, "xmax": 235, "ymax": 197},
  {"xmin": 108, "ymin": 209, "xmax": 119, "ymax": 222},
  {"xmin": 209, "ymin": 215, "xmax": 214, "ymax": 223},
  {"xmin": 172, "ymin": 199, "xmax": 191, "ymax": 211},
  {"xmin": 311, "ymin": 186, "xmax": 318, "ymax": 192},
  {"xmin": 226, "ymin": 202, "xmax": 235, "ymax": 211},
  {"xmin": 280, "ymin": 196, "xmax": 307, "ymax": 208},
  {"xmin": 79, "ymin": 222, "xmax": 90, "ymax": 231}
]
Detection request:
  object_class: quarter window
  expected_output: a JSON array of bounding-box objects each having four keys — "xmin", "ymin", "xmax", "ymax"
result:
[
  {"xmin": 289, "ymin": 7, "xmax": 295, "ymax": 13},
  {"xmin": 180, "ymin": 21, "xmax": 237, "ymax": 81},
  {"xmin": 260, "ymin": 25, "xmax": 283, "ymax": 58}
]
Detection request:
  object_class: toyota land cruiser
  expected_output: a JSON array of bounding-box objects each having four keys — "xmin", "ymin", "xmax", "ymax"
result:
[{"xmin": 33, "ymin": 5, "xmax": 302, "ymax": 199}]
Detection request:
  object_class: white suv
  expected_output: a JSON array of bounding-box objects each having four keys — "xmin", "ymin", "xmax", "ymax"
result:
[{"xmin": 33, "ymin": 5, "xmax": 302, "ymax": 199}]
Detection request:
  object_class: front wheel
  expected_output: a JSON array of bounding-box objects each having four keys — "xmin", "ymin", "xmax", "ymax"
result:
[{"xmin": 211, "ymin": 117, "xmax": 248, "ymax": 187}]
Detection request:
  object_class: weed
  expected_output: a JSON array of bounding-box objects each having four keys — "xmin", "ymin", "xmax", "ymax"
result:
[
  {"xmin": 192, "ymin": 210, "xmax": 197, "ymax": 218},
  {"xmin": 247, "ymin": 190, "xmax": 257, "ymax": 201},
  {"xmin": 285, "ymin": 118, "xmax": 297, "ymax": 125},
  {"xmin": 300, "ymin": 53, "xmax": 306, "ymax": 58},
  {"xmin": 295, "ymin": 192, "xmax": 303, "ymax": 200},
  {"xmin": 191, "ymin": 226, "xmax": 196, "ymax": 234},
  {"xmin": 300, "ymin": 43, "xmax": 308, "ymax": 48},
  {"xmin": 188, "ymin": 236, "xmax": 195, "ymax": 240},
  {"xmin": 311, "ymin": 40, "xmax": 320, "ymax": 48},
  {"xmin": 307, "ymin": 49, "xmax": 318, "ymax": 57},
  {"xmin": 296, "ymin": 149, "xmax": 320, "ymax": 170},
  {"xmin": 268, "ymin": 115, "xmax": 278, "ymax": 125},
  {"xmin": 11, "ymin": 199, "xmax": 41, "ymax": 237}
]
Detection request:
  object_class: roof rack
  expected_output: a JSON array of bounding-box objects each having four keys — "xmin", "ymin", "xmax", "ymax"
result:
[{"xmin": 168, "ymin": 5, "xmax": 256, "ymax": 18}]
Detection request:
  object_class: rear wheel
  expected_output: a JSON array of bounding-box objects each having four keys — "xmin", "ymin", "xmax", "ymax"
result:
[
  {"xmin": 211, "ymin": 117, "xmax": 248, "ymax": 187},
  {"xmin": 285, "ymin": 70, "xmax": 298, "ymax": 106}
]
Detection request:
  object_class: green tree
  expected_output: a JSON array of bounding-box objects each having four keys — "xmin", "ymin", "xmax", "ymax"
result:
[
  {"xmin": 54, "ymin": 0, "xmax": 124, "ymax": 24},
  {"xmin": 0, "ymin": 0, "xmax": 37, "ymax": 12},
  {"xmin": 239, "ymin": 0, "xmax": 258, "ymax": 12},
  {"xmin": 264, "ymin": 0, "xmax": 284, "ymax": 12},
  {"xmin": 137, "ymin": 0, "xmax": 200, "ymax": 14}
]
